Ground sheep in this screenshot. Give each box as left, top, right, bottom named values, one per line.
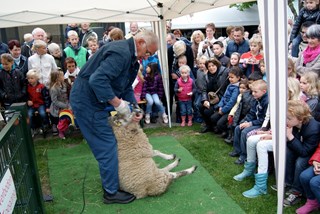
left=110, top=108, right=197, bottom=199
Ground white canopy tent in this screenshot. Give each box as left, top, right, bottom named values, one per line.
left=0, top=1, right=288, bottom=213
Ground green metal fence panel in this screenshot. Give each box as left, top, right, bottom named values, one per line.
left=0, top=103, right=44, bottom=213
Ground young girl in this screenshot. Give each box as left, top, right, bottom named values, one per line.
left=174, top=65, right=196, bottom=127
left=132, top=64, right=145, bottom=102
left=228, top=52, right=241, bottom=69
left=0, top=53, right=26, bottom=109
left=225, top=78, right=253, bottom=144
left=141, top=62, right=168, bottom=124
left=49, top=69, right=70, bottom=139
left=300, top=71, right=319, bottom=115
left=210, top=67, right=242, bottom=135
left=26, top=69, right=50, bottom=135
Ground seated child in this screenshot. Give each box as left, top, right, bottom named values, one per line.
left=174, top=65, right=196, bottom=127
left=297, top=144, right=320, bottom=214
left=26, top=69, right=50, bottom=135
left=229, top=79, right=268, bottom=165
left=225, top=79, right=254, bottom=144
left=141, top=62, right=168, bottom=124
left=210, top=67, right=242, bottom=136
left=284, top=100, right=320, bottom=206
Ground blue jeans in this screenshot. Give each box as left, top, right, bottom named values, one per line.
left=300, top=166, right=320, bottom=201
left=291, top=34, right=302, bottom=58
left=233, top=125, right=260, bottom=161
left=285, top=146, right=310, bottom=193
left=145, top=93, right=165, bottom=115
left=28, top=105, right=48, bottom=128
left=179, top=100, right=192, bottom=116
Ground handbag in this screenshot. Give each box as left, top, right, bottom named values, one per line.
left=207, top=73, right=229, bottom=105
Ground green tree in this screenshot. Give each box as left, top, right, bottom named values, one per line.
left=230, top=0, right=298, bottom=20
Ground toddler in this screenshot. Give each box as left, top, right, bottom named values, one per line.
left=174, top=65, right=196, bottom=126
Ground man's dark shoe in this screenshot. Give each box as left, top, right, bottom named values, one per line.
left=228, top=151, right=239, bottom=157
left=199, top=126, right=210, bottom=133
left=103, top=190, right=136, bottom=204
left=234, top=158, right=245, bottom=165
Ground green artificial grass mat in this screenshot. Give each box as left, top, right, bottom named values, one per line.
left=48, top=136, right=244, bottom=214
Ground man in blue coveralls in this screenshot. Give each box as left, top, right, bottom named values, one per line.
left=70, top=30, right=159, bottom=204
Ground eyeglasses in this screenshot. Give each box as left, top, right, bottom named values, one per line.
left=300, top=31, right=307, bottom=35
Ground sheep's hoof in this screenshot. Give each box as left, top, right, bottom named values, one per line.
left=192, top=165, right=198, bottom=173
left=171, top=154, right=176, bottom=160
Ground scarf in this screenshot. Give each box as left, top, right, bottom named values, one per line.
left=303, top=45, right=320, bottom=64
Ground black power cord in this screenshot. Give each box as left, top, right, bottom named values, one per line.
left=80, top=163, right=90, bottom=214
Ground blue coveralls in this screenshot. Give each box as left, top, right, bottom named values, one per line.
left=70, top=38, right=139, bottom=194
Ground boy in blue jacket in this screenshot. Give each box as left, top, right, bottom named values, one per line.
left=210, top=67, right=242, bottom=136
left=229, top=79, right=269, bottom=164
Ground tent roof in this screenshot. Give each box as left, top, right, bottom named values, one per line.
left=171, top=5, right=259, bottom=29
left=0, top=0, right=250, bottom=28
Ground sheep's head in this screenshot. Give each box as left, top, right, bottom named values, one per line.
left=110, top=104, right=143, bottom=127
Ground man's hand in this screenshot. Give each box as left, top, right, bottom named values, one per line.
left=115, top=100, right=131, bottom=119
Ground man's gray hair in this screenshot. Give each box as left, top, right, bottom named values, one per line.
left=32, top=27, right=45, bottom=36
left=135, top=30, right=158, bottom=46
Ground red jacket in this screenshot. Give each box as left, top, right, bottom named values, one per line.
left=309, top=144, right=320, bottom=165
left=27, top=82, right=50, bottom=109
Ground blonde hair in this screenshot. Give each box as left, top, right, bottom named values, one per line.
left=179, top=65, right=191, bottom=75
left=287, top=58, right=297, bottom=78
left=249, top=35, right=263, bottom=49
left=287, top=100, right=311, bottom=124
left=287, top=77, right=301, bottom=101
left=26, top=69, right=40, bottom=79
left=67, top=30, right=79, bottom=38
left=300, top=72, right=319, bottom=97
left=32, top=40, right=47, bottom=51
left=191, top=30, right=205, bottom=43
left=251, top=79, right=268, bottom=91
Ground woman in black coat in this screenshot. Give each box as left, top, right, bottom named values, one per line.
left=199, top=58, right=229, bottom=133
